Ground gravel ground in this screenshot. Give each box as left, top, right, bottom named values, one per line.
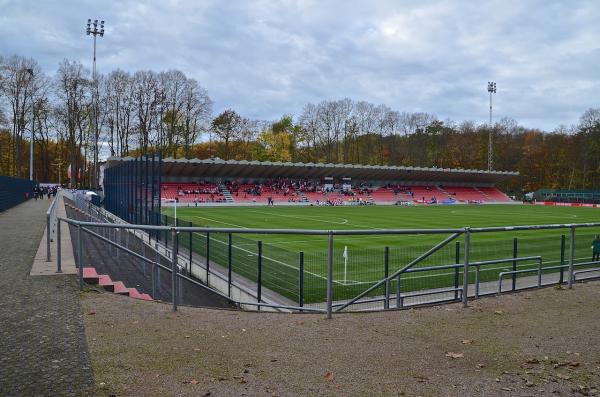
left=82, top=281, right=600, bottom=397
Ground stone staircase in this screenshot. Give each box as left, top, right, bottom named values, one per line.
left=436, top=186, right=452, bottom=199
left=83, top=267, right=152, bottom=301
left=474, top=187, right=490, bottom=201
left=220, top=186, right=234, bottom=203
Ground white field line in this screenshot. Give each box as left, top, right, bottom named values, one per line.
left=449, top=209, right=581, bottom=220
left=231, top=234, right=431, bottom=247
left=192, top=215, right=247, bottom=228
left=192, top=231, right=350, bottom=285
left=245, top=209, right=355, bottom=227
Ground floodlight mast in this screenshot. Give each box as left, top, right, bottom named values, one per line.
left=487, top=81, right=496, bottom=171
left=86, top=18, right=104, bottom=189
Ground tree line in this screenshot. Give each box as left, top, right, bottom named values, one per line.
left=1, top=53, right=599, bottom=193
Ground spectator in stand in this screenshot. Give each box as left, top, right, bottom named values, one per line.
left=592, top=235, right=600, bottom=262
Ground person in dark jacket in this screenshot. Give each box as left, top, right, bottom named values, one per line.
left=592, top=235, right=600, bottom=262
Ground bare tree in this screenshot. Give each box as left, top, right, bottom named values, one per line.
left=180, top=77, right=212, bottom=158
left=0, top=55, right=44, bottom=177
left=54, top=59, right=90, bottom=187
left=579, top=108, right=600, bottom=131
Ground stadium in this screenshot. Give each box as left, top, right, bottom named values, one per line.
left=3, top=2, right=600, bottom=395
left=91, top=155, right=600, bottom=313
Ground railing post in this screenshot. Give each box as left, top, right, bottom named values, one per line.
left=384, top=246, right=390, bottom=310
left=568, top=226, right=575, bottom=289
left=257, top=240, right=262, bottom=308
left=475, top=264, right=480, bottom=298
left=228, top=233, right=232, bottom=297
left=171, top=228, right=178, bottom=311
left=152, top=258, right=157, bottom=300
left=46, top=212, right=51, bottom=262
left=299, top=251, right=304, bottom=308
left=78, top=223, right=83, bottom=291
left=206, top=231, right=210, bottom=285
left=326, top=232, right=333, bottom=319
left=462, top=227, right=471, bottom=307
left=512, top=237, right=518, bottom=291
left=396, top=274, right=402, bottom=308
left=115, top=229, right=119, bottom=260
left=189, top=221, right=193, bottom=273
left=454, top=241, right=460, bottom=300
left=559, top=234, right=566, bottom=284
left=56, top=218, right=62, bottom=273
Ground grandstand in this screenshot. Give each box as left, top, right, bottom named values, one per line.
left=104, top=157, right=517, bottom=206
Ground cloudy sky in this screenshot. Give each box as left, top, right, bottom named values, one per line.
left=1, top=0, right=599, bottom=131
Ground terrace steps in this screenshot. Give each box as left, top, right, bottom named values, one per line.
left=82, top=266, right=152, bottom=301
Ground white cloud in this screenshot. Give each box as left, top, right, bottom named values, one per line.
left=0, top=0, right=599, bottom=130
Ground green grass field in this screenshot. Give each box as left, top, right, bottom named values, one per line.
left=161, top=204, right=600, bottom=305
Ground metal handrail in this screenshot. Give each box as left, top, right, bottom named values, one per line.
left=54, top=217, right=600, bottom=235
left=46, top=192, right=60, bottom=262
left=55, top=199, right=600, bottom=318
left=498, top=257, right=543, bottom=293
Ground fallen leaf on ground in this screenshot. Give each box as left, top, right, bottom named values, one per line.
left=295, top=320, right=305, bottom=325
left=190, top=380, right=200, bottom=385
left=494, top=310, right=503, bottom=315
left=476, top=363, right=485, bottom=368
left=461, top=339, right=473, bottom=345
left=87, top=311, right=96, bottom=315
left=324, top=371, right=334, bottom=381
left=445, top=352, right=464, bottom=359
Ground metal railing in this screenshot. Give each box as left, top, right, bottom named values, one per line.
left=45, top=192, right=60, bottom=262
left=54, top=195, right=600, bottom=318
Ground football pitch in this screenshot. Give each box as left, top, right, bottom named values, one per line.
left=162, top=204, right=600, bottom=305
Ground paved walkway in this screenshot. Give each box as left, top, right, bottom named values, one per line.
left=0, top=199, right=94, bottom=396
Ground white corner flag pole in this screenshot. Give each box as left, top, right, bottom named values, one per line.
left=343, top=246, right=348, bottom=284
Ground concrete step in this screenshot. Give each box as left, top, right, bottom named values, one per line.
left=128, top=288, right=152, bottom=301
left=82, top=266, right=152, bottom=301
left=112, top=281, right=130, bottom=295
left=82, top=267, right=99, bottom=284
left=98, top=274, right=114, bottom=292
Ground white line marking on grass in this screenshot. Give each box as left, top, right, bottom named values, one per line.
left=248, top=210, right=373, bottom=228
left=194, top=232, right=349, bottom=285
left=245, top=209, right=354, bottom=227
left=192, top=215, right=247, bottom=228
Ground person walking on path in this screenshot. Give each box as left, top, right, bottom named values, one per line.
left=592, top=235, right=600, bottom=262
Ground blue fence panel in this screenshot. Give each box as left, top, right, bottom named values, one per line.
left=0, top=176, right=35, bottom=212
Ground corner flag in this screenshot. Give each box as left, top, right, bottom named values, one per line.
left=343, top=246, right=348, bottom=283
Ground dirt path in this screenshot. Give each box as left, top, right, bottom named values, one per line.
left=82, top=282, right=600, bottom=397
